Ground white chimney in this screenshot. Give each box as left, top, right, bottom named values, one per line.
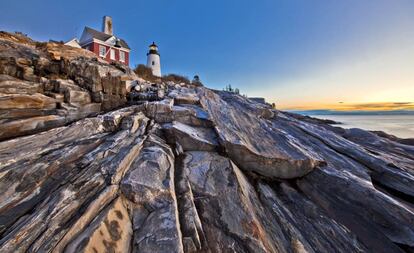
left=102, top=16, right=113, bottom=35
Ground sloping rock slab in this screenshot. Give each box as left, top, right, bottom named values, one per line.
left=297, top=165, right=414, bottom=252
left=257, top=182, right=369, bottom=253
left=183, top=151, right=279, bottom=252
left=282, top=112, right=414, bottom=199
left=64, top=197, right=132, bottom=253
left=198, top=88, right=323, bottom=179
left=163, top=121, right=219, bottom=151
left=120, top=132, right=184, bottom=253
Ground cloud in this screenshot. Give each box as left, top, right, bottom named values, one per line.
left=338, top=102, right=414, bottom=111
left=393, top=102, right=412, bottom=105
left=282, top=102, right=414, bottom=111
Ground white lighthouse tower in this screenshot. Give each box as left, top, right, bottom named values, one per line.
left=146, top=42, right=161, bottom=77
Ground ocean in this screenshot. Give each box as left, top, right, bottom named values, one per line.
left=311, top=115, right=414, bottom=139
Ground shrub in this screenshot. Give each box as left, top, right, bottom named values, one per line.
left=162, top=74, right=190, bottom=85
left=133, top=64, right=159, bottom=82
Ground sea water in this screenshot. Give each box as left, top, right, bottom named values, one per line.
left=312, top=115, right=414, bottom=139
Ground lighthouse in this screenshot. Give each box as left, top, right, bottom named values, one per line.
left=146, top=42, right=161, bottom=77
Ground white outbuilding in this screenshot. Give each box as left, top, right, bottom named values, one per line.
left=146, top=42, right=161, bottom=77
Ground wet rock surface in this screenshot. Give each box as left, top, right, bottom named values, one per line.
left=0, top=32, right=414, bottom=253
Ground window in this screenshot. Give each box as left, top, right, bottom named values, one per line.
left=110, top=49, right=115, bottom=60
left=152, top=61, right=155, bottom=66
left=119, top=51, right=125, bottom=62
left=99, top=45, right=106, bottom=57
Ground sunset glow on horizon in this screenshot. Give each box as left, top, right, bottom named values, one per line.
left=279, top=102, right=414, bottom=112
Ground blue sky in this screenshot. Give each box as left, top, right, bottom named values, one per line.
left=1, top=0, right=414, bottom=109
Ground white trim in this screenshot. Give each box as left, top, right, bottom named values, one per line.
left=99, top=45, right=106, bottom=57
left=79, top=38, right=130, bottom=52
left=105, top=36, right=116, bottom=44
left=110, top=48, right=115, bottom=60
left=119, top=50, right=125, bottom=62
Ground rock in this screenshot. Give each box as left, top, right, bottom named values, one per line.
left=258, top=107, right=275, bottom=119
left=182, top=151, right=280, bottom=252
left=0, top=117, right=107, bottom=168
left=157, top=89, right=166, bottom=99
left=0, top=115, right=66, bottom=141
left=134, top=83, right=141, bottom=92
left=65, top=90, right=91, bottom=105
left=163, top=121, right=219, bottom=151
left=47, top=92, right=65, bottom=103
left=121, top=132, right=184, bottom=253
left=121, top=112, right=149, bottom=134
left=0, top=75, right=42, bottom=94
left=297, top=166, right=414, bottom=252
left=0, top=93, right=57, bottom=110
left=0, top=108, right=60, bottom=120
left=171, top=105, right=213, bottom=128
left=168, top=87, right=199, bottom=105
left=175, top=155, right=205, bottom=252
left=64, top=197, right=132, bottom=253
left=257, top=182, right=369, bottom=252
left=144, top=98, right=174, bottom=122
left=51, top=79, right=91, bottom=105
left=198, top=88, right=323, bottom=179
left=52, top=185, right=118, bottom=253
left=125, top=79, right=138, bottom=92
left=286, top=114, right=414, bottom=199
left=99, top=106, right=139, bottom=132
left=0, top=138, right=107, bottom=252
left=61, top=102, right=102, bottom=122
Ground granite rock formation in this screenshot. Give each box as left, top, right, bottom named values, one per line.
left=0, top=31, right=414, bottom=253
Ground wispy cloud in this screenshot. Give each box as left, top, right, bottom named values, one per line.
left=283, top=102, right=414, bottom=111
left=337, top=102, right=414, bottom=111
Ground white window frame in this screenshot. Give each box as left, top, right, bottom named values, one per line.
left=119, top=51, right=125, bottom=62
left=110, top=49, right=115, bottom=60
left=99, top=45, right=106, bottom=57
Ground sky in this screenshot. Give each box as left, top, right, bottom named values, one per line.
left=1, top=0, right=414, bottom=110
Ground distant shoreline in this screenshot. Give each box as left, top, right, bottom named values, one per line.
left=289, top=110, right=414, bottom=116
left=295, top=113, right=414, bottom=140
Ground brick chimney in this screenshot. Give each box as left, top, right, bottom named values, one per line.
left=102, top=16, right=113, bottom=35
